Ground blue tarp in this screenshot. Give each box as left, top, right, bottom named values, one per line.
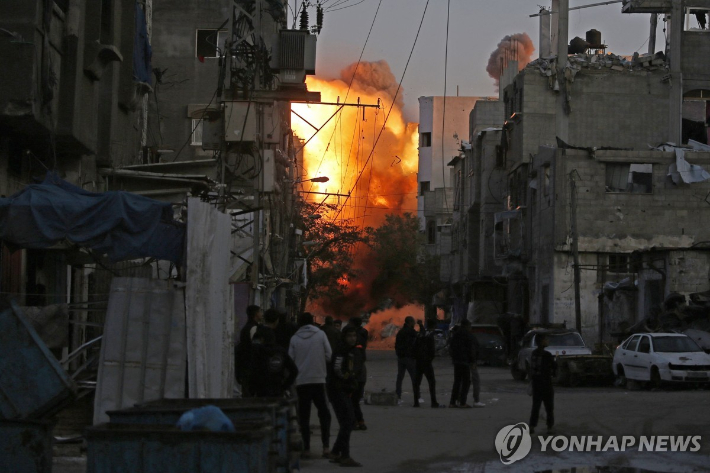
left=133, top=1, right=152, bottom=85
left=0, top=174, right=184, bottom=263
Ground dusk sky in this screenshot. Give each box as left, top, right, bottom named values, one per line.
left=291, top=0, right=663, bottom=121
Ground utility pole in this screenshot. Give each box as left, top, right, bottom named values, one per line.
left=569, top=170, right=582, bottom=333
left=555, top=0, right=570, bottom=142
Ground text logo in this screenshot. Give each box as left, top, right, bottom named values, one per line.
left=495, top=423, right=532, bottom=465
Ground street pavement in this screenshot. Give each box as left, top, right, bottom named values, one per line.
left=299, top=350, right=710, bottom=473
left=53, top=349, right=710, bottom=473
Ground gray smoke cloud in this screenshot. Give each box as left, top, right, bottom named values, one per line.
left=486, top=33, right=535, bottom=88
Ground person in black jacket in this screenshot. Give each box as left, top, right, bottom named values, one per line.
left=529, top=334, right=557, bottom=433
left=235, top=305, right=263, bottom=397
left=448, top=319, right=474, bottom=408
left=348, top=316, right=369, bottom=430
left=394, top=316, right=420, bottom=406
left=248, top=329, right=298, bottom=398
left=326, top=326, right=363, bottom=467
left=413, top=319, right=442, bottom=408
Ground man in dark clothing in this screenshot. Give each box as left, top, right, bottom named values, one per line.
left=235, top=305, right=263, bottom=396
left=413, top=319, right=442, bottom=408
left=395, top=316, right=420, bottom=406
left=273, top=311, right=298, bottom=350
left=449, top=319, right=474, bottom=408
left=326, top=326, right=363, bottom=467
left=322, top=316, right=343, bottom=352
left=248, top=329, right=298, bottom=397
left=529, top=334, right=557, bottom=433
left=348, top=316, right=368, bottom=430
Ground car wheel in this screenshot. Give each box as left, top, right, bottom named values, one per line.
left=511, top=361, right=527, bottom=381
left=649, top=366, right=662, bottom=390
left=614, top=365, right=627, bottom=388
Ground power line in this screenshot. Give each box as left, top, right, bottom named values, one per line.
left=331, top=0, right=431, bottom=222
left=440, top=0, right=451, bottom=212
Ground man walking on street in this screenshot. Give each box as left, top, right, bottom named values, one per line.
left=529, top=333, right=557, bottom=434
left=326, top=326, right=364, bottom=467
left=449, top=319, right=474, bottom=408
left=289, top=313, right=333, bottom=458
left=413, top=319, right=442, bottom=408
left=395, top=316, right=420, bottom=406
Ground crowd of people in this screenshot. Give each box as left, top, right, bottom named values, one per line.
left=235, top=306, right=368, bottom=467
left=235, top=307, right=557, bottom=468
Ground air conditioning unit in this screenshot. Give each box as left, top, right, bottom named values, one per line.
left=270, top=30, right=316, bottom=85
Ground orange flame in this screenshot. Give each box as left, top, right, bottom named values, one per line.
left=291, top=61, right=418, bottom=227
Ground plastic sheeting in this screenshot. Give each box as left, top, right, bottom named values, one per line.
left=0, top=173, right=184, bottom=263
left=185, top=198, right=234, bottom=399
left=658, top=142, right=710, bottom=185
left=93, top=278, right=186, bottom=424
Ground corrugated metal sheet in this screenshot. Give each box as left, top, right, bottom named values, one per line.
left=93, top=278, right=186, bottom=424
left=186, top=198, right=234, bottom=398
left=0, top=300, right=75, bottom=420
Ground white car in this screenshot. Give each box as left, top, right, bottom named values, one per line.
left=511, top=329, right=592, bottom=381
left=613, top=333, right=710, bottom=387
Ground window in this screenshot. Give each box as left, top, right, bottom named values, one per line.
left=605, top=163, right=652, bottom=193
left=427, top=220, right=436, bottom=244
left=625, top=335, right=640, bottom=352
left=685, top=8, right=710, bottom=31
left=420, top=132, right=431, bottom=147
left=543, top=164, right=551, bottom=196
left=196, top=29, right=229, bottom=58
left=419, top=181, right=430, bottom=196
left=637, top=336, right=651, bottom=354
left=608, top=254, right=630, bottom=273
left=453, top=170, right=462, bottom=211
left=191, top=119, right=203, bottom=146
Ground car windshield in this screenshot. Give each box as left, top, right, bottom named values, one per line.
left=473, top=333, right=503, bottom=346
left=545, top=333, right=585, bottom=347
left=652, top=336, right=702, bottom=353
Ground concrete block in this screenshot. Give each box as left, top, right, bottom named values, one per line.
left=365, top=391, right=399, bottom=406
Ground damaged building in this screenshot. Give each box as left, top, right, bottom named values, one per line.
left=447, top=0, right=710, bottom=347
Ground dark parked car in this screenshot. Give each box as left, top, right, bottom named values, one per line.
left=470, top=324, right=507, bottom=366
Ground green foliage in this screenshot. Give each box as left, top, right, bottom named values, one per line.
left=366, top=213, right=442, bottom=307
left=299, top=201, right=365, bottom=310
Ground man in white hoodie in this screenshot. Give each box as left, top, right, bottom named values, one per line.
left=289, top=312, right=333, bottom=458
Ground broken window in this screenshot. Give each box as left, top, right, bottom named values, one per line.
left=605, top=163, right=653, bottom=193
left=191, top=119, right=203, bottom=146
left=419, top=181, right=430, bottom=196
left=543, top=164, right=551, bottom=196
left=195, top=29, right=228, bottom=58
left=420, top=132, right=432, bottom=147
left=685, top=7, right=710, bottom=31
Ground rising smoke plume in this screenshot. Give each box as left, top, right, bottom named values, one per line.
left=486, top=33, right=535, bottom=89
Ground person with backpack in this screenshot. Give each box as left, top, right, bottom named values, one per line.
left=413, top=319, right=442, bottom=408
left=248, top=329, right=298, bottom=397
left=347, top=316, right=368, bottom=430
left=326, top=326, right=363, bottom=467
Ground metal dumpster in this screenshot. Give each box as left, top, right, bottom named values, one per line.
left=122, top=398, right=294, bottom=472
left=85, top=422, right=272, bottom=473
left=0, top=419, right=54, bottom=473
left=0, top=300, right=75, bottom=420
